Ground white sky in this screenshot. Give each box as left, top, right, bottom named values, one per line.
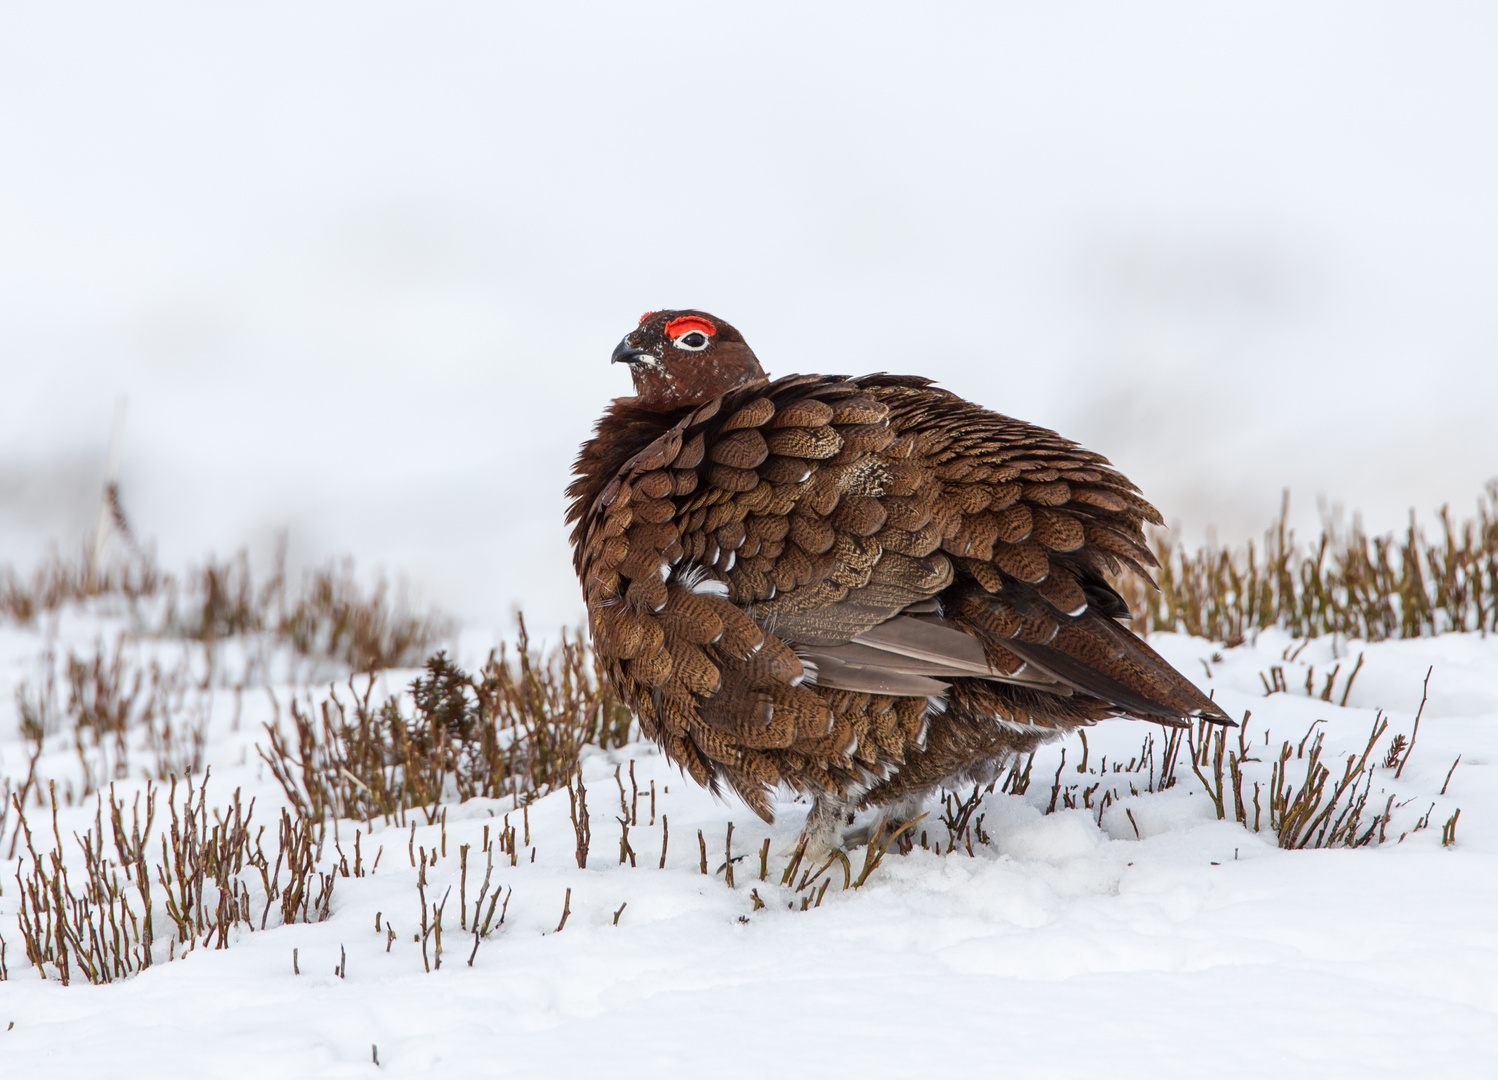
left=3, top=2, right=1496, bottom=633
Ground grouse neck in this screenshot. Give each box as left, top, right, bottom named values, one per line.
left=565, top=397, right=694, bottom=552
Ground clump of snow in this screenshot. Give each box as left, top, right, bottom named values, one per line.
left=996, top=808, right=1104, bottom=863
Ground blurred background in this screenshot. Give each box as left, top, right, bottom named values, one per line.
left=3, top=2, right=1496, bottom=636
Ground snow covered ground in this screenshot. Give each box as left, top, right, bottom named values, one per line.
left=2, top=606, right=1494, bottom=1078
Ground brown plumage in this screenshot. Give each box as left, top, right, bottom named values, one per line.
left=568, top=309, right=1231, bottom=853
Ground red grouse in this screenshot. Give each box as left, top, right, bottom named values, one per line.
left=569, top=310, right=1230, bottom=853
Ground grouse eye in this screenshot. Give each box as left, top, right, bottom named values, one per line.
left=663, top=315, right=718, bottom=351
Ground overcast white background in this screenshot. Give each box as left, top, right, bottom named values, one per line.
left=3, top=2, right=1495, bottom=633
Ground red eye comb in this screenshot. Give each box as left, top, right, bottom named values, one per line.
left=638, top=311, right=655, bottom=326
left=664, top=316, right=717, bottom=338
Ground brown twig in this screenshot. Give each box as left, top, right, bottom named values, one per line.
left=1395, top=667, right=1433, bottom=779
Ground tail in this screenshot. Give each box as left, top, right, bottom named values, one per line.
left=953, top=580, right=1234, bottom=728
left=998, top=616, right=1233, bottom=727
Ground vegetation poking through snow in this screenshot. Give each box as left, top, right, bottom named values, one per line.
left=259, top=624, right=634, bottom=831
left=1, top=545, right=450, bottom=674
left=1115, top=483, right=1498, bottom=644
left=6, top=776, right=336, bottom=985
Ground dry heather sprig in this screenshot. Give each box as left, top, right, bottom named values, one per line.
left=911, top=687, right=1459, bottom=856
left=2, top=775, right=334, bottom=985
left=1181, top=698, right=1461, bottom=850
left=11, top=639, right=210, bottom=811
left=1115, top=484, right=1498, bottom=644
left=2, top=544, right=450, bottom=673
left=0, top=541, right=163, bottom=624
left=260, top=619, right=635, bottom=830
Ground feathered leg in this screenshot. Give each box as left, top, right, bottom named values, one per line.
left=841, top=793, right=927, bottom=849
left=800, top=791, right=857, bottom=860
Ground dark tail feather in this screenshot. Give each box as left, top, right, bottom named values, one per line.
left=999, top=614, right=1234, bottom=727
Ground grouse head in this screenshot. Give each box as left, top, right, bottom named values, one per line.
left=611, top=309, right=767, bottom=410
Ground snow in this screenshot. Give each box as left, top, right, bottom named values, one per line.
left=3, top=612, right=1495, bottom=1077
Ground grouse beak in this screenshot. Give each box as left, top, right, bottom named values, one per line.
left=611, top=338, right=650, bottom=366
